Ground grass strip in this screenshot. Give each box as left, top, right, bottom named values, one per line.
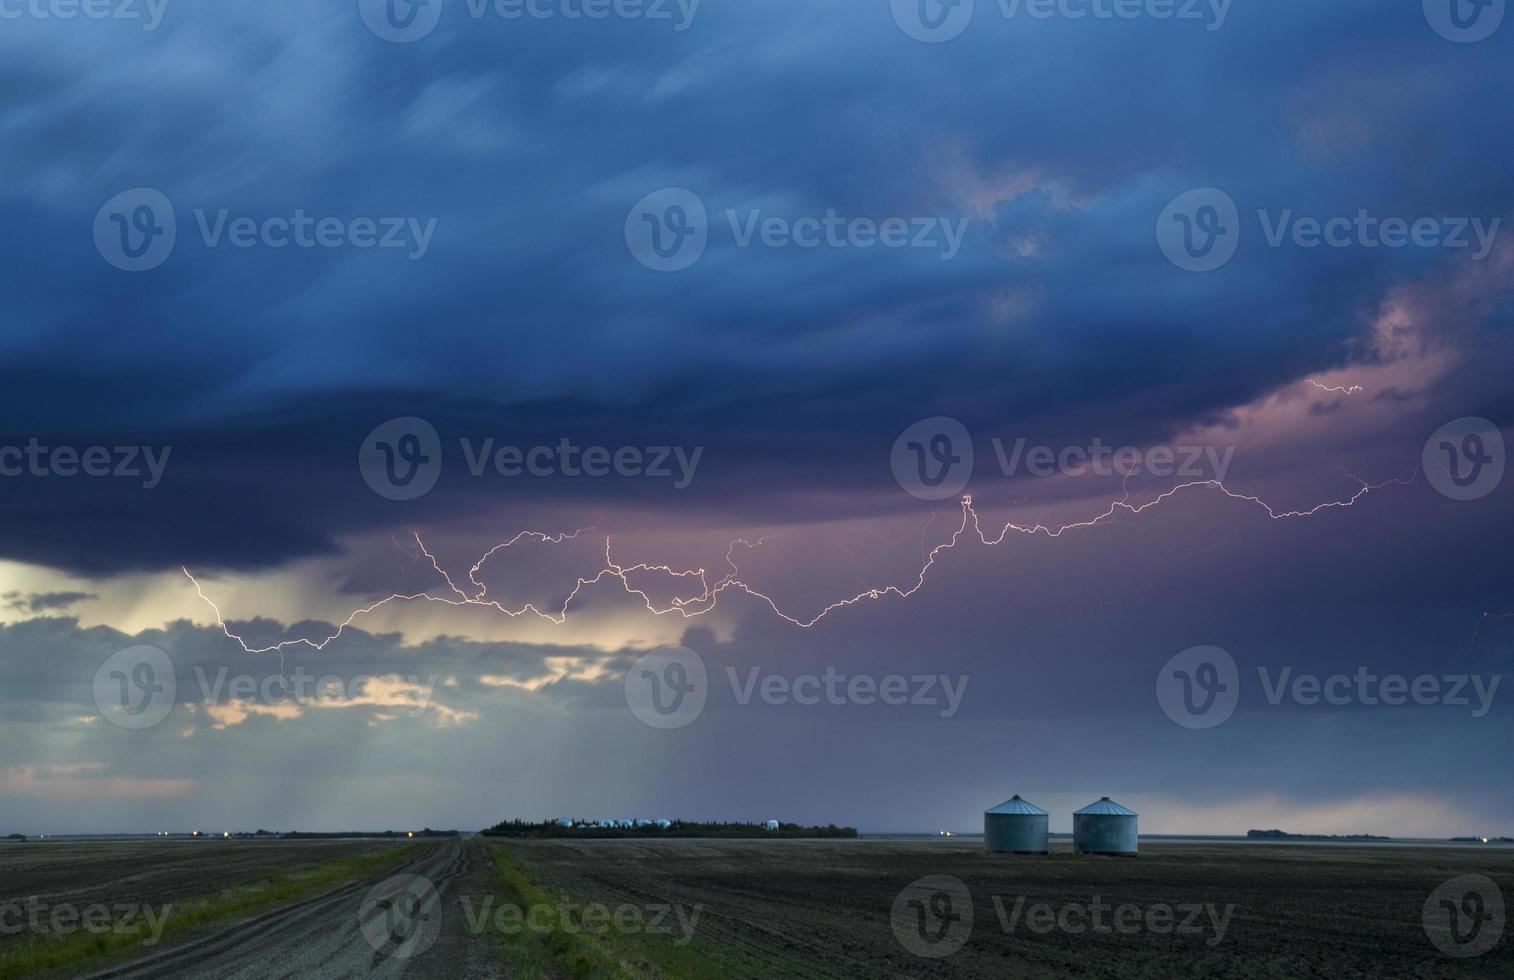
left=483, top=843, right=810, bottom=980
left=0, top=842, right=424, bottom=980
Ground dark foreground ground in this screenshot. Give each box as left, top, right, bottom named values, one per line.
left=3, top=837, right=1510, bottom=977
left=507, top=837, right=1514, bottom=979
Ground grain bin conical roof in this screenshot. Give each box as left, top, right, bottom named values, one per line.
left=1074, top=796, right=1137, bottom=816
left=985, top=794, right=1048, bottom=815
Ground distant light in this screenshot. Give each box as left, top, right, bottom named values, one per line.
left=407, top=831, right=414, bottom=839
left=223, top=832, right=230, bottom=838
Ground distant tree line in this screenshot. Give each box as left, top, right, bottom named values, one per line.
left=481, top=819, right=858, bottom=840
left=1247, top=829, right=1390, bottom=841
left=278, top=828, right=459, bottom=839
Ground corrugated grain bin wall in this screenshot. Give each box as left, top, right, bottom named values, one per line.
left=1072, top=797, right=1138, bottom=854
left=983, top=795, right=1050, bottom=854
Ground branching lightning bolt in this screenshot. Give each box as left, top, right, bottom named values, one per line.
left=184, top=469, right=1418, bottom=653
left=1464, top=611, right=1514, bottom=662
left=1307, top=379, right=1366, bottom=396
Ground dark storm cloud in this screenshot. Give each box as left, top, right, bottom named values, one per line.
left=1, top=591, right=97, bottom=613
left=0, top=0, right=1511, bottom=575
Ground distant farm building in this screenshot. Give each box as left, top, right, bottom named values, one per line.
left=983, top=795, right=1049, bottom=854
left=1073, top=797, right=1138, bottom=855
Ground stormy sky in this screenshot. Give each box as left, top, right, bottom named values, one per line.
left=1, top=0, right=1511, bottom=836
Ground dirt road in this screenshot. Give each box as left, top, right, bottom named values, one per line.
left=82, top=838, right=507, bottom=980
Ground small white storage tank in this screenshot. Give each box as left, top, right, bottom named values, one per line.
left=983, top=795, right=1049, bottom=854
left=1073, top=797, right=1138, bottom=855
left=764, top=820, right=780, bottom=831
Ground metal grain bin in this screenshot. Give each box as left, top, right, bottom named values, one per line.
left=984, top=795, right=1050, bottom=854
left=1073, top=797, right=1138, bottom=854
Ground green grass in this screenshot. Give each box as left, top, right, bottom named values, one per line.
left=0, top=842, right=424, bottom=980
left=482, top=844, right=819, bottom=980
